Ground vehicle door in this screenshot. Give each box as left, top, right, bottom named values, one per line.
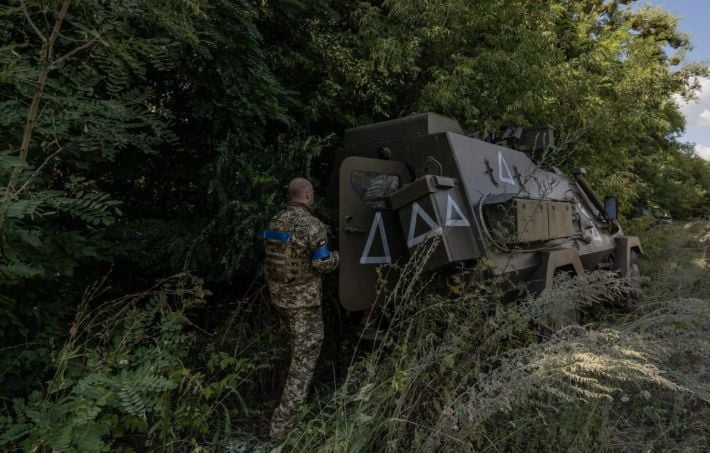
left=338, top=156, right=412, bottom=311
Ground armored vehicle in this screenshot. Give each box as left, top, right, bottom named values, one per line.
left=327, top=113, right=642, bottom=313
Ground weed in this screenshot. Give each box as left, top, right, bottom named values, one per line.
left=282, top=224, right=709, bottom=452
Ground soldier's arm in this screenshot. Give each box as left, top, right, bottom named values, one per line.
left=307, top=220, right=339, bottom=274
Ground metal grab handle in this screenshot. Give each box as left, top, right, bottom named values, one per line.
left=345, top=226, right=367, bottom=233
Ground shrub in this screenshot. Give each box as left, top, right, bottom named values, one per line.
left=1, top=274, right=222, bottom=451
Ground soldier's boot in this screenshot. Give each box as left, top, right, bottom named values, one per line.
left=269, top=306, right=324, bottom=440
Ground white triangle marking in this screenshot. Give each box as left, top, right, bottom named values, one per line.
left=498, top=151, right=516, bottom=186
left=445, top=194, right=470, bottom=227
left=360, top=212, right=391, bottom=264
left=407, top=202, right=443, bottom=248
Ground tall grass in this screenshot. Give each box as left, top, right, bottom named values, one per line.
left=3, top=223, right=706, bottom=451
left=280, top=223, right=709, bottom=452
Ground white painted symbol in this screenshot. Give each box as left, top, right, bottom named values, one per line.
left=577, top=202, right=593, bottom=220
left=498, top=151, right=516, bottom=186
left=445, top=194, right=470, bottom=227
left=360, top=212, right=391, bottom=264
left=577, top=202, right=601, bottom=242
left=590, top=226, right=601, bottom=242
left=407, top=202, right=443, bottom=248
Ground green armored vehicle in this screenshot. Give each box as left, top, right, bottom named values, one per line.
left=327, top=113, right=642, bottom=313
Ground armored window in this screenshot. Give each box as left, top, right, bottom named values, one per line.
left=351, top=171, right=401, bottom=209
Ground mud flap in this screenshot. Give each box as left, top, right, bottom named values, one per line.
left=530, top=248, right=584, bottom=294
left=613, top=236, right=643, bottom=277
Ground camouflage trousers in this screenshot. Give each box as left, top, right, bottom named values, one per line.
left=270, top=304, right=324, bottom=440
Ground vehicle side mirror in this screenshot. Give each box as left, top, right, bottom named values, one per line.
left=603, top=196, right=618, bottom=221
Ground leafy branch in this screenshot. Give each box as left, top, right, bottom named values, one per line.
left=3, top=0, right=99, bottom=209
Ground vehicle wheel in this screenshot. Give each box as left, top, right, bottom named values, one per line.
left=629, top=250, right=641, bottom=278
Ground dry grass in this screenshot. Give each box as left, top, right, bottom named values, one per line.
left=277, top=222, right=710, bottom=452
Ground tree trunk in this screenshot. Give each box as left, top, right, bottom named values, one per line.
left=6, top=0, right=72, bottom=196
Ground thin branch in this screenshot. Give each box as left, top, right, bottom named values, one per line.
left=44, top=0, right=71, bottom=68
left=52, top=37, right=97, bottom=68
left=15, top=114, right=65, bottom=198
left=20, top=0, right=47, bottom=44
left=1, top=0, right=71, bottom=228
left=0, top=342, right=48, bottom=353
left=13, top=146, right=64, bottom=198
left=58, top=31, right=86, bottom=43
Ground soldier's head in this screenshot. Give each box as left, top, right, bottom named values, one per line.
left=287, top=177, right=314, bottom=207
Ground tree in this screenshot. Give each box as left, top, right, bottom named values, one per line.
left=0, top=0, right=708, bottom=448
left=0, top=0, right=206, bottom=393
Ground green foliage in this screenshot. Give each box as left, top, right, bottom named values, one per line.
left=0, top=0, right=210, bottom=396
left=1, top=0, right=709, bottom=450
left=1, top=274, right=229, bottom=451
left=636, top=143, right=710, bottom=219
left=335, top=0, right=709, bottom=209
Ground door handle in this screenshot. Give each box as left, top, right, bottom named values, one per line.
left=345, top=226, right=367, bottom=233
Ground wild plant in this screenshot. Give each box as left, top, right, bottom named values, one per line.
left=0, top=273, right=262, bottom=452
left=282, top=231, right=709, bottom=452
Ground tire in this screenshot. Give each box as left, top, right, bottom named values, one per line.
left=629, top=250, right=641, bottom=278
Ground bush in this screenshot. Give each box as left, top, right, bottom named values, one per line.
left=1, top=274, right=222, bottom=451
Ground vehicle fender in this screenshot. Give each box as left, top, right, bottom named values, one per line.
left=531, top=248, right=584, bottom=294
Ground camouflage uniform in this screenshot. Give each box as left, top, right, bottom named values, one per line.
left=263, top=202, right=339, bottom=439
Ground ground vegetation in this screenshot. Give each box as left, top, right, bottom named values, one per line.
left=0, top=0, right=708, bottom=450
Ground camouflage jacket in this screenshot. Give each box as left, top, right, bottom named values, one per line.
left=264, top=203, right=339, bottom=308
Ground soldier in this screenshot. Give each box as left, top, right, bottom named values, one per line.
left=261, top=177, right=339, bottom=440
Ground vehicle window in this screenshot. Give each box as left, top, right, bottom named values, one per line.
left=351, top=171, right=401, bottom=209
